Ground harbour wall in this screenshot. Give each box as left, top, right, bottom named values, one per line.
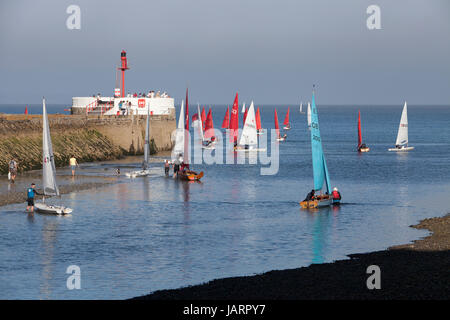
left=0, top=114, right=176, bottom=174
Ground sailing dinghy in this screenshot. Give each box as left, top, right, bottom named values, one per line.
left=34, top=98, right=72, bottom=215
left=274, top=108, right=286, bottom=141
left=299, top=102, right=304, bottom=114
left=126, top=107, right=153, bottom=178
left=388, top=102, right=414, bottom=152
left=202, top=108, right=216, bottom=149
left=300, top=90, right=337, bottom=209
left=235, top=101, right=266, bottom=152
left=283, top=107, right=291, bottom=130
left=222, top=106, right=230, bottom=130
left=175, top=91, right=204, bottom=181
left=357, top=110, right=370, bottom=152
left=256, top=107, right=264, bottom=135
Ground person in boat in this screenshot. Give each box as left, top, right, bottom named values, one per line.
left=332, top=187, right=341, bottom=202
left=26, top=183, right=42, bottom=213
left=304, top=189, right=315, bottom=202
left=164, top=160, right=171, bottom=177
left=395, top=144, right=402, bottom=149
left=282, top=133, right=287, bottom=140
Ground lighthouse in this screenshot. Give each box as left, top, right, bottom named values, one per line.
left=117, top=50, right=129, bottom=98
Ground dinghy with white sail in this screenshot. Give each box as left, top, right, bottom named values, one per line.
left=126, top=107, right=153, bottom=178
left=388, top=102, right=414, bottom=152
left=34, top=98, right=72, bottom=215
left=235, top=101, right=266, bottom=152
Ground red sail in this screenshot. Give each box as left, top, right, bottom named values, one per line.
left=274, top=108, right=280, bottom=138
left=283, top=107, right=290, bottom=125
left=222, top=106, right=230, bottom=129
left=201, top=107, right=206, bottom=131
left=255, top=107, right=262, bottom=130
left=358, top=110, right=362, bottom=148
left=243, top=107, right=248, bottom=124
left=229, top=93, right=239, bottom=143
left=204, top=108, right=215, bottom=139
left=184, top=88, right=189, bottom=166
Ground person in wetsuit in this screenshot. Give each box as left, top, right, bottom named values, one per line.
left=26, top=183, right=42, bottom=213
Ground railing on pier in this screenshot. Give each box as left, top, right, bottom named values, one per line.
left=85, top=100, right=114, bottom=115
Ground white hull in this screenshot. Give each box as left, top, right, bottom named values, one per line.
left=235, top=147, right=267, bottom=152
left=317, top=198, right=332, bottom=207
left=125, top=169, right=152, bottom=178
left=388, top=146, right=414, bottom=152
left=35, top=202, right=72, bottom=215
left=277, top=137, right=286, bottom=141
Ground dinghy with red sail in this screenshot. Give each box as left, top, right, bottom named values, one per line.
left=275, top=108, right=286, bottom=141
left=256, top=107, right=263, bottom=135
left=283, top=107, right=291, bottom=130
left=357, top=110, right=370, bottom=152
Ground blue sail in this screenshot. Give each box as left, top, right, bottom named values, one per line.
left=310, top=92, right=331, bottom=194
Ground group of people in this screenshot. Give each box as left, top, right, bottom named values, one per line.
left=304, top=187, right=342, bottom=203
left=125, top=90, right=170, bottom=99
left=164, top=155, right=190, bottom=178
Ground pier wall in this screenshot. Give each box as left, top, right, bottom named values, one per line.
left=0, top=114, right=176, bottom=174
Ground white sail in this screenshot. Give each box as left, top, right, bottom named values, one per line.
left=300, top=102, right=303, bottom=113
left=172, top=100, right=185, bottom=161
left=307, top=102, right=311, bottom=127
left=395, top=102, right=409, bottom=146
left=42, top=98, right=59, bottom=196
left=241, top=102, right=246, bottom=113
left=143, top=107, right=150, bottom=166
left=238, top=101, right=258, bottom=147
left=196, top=103, right=204, bottom=141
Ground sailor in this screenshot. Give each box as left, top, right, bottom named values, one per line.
left=304, top=189, right=315, bottom=201
left=332, top=187, right=341, bottom=201
left=26, top=183, right=42, bottom=213
left=8, top=159, right=18, bottom=183
left=164, top=160, right=171, bottom=177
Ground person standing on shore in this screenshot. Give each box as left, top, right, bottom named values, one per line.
left=69, top=156, right=79, bottom=177
left=164, top=160, right=171, bottom=177
left=26, top=183, right=42, bottom=213
left=8, top=159, right=18, bottom=183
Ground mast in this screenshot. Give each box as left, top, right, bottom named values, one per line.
left=184, top=88, right=189, bottom=166
left=143, top=106, right=150, bottom=167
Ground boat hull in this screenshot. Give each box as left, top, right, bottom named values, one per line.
left=300, top=196, right=332, bottom=209
left=179, top=170, right=204, bottom=181
left=35, top=202, right=72, bottom=215
left=125, top=169, right=152, bottom=178
left=358, top=147, right=370, bottom=153
left=388, top=146, right=414, bottom=152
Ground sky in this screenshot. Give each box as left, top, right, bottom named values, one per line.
left=0, top=0, right=449, bottom=105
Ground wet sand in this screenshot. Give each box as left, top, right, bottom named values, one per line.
left=135, top=214, right=450, bottom=300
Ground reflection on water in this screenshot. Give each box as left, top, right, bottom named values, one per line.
left=0, top=106, right=449, bottom=299
left=39, top=218, right=59, bottom=299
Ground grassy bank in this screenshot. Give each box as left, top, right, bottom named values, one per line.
left=0, top=128, right=155, bottom=174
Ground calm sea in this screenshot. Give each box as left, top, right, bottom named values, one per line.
left=0, top=104, right=449, bottom=299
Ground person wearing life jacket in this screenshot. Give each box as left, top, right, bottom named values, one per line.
left=332, top=187, right=341, bottom=201
left=26, top=183, right=42, bottom=213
